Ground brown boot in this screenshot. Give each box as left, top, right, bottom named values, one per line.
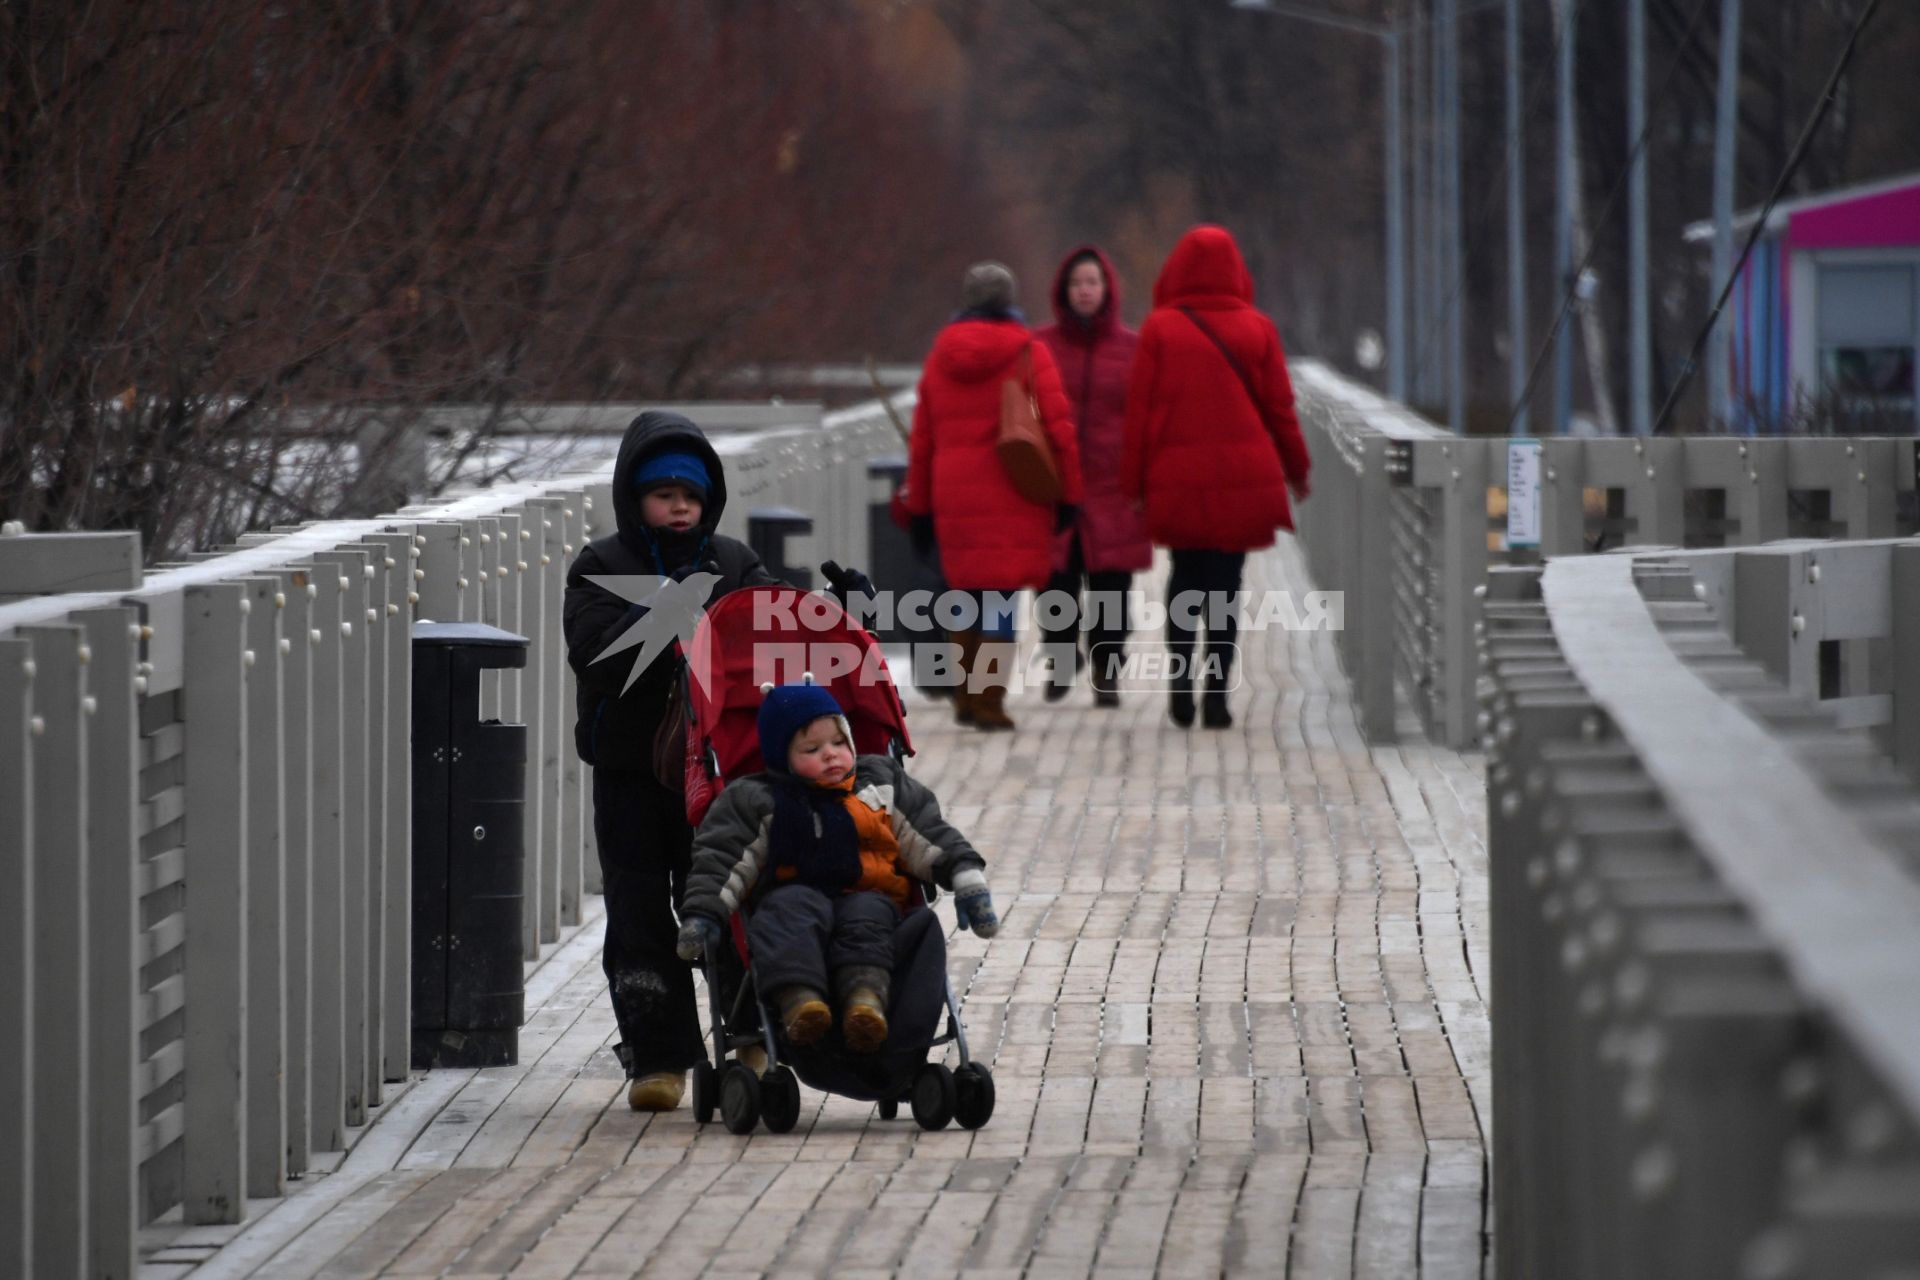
left=776, top=985, right=832, bottom=1047
left=836, top=966, right=891, bottom=1053
left=948, top=629, right=982, bottom=725
left=970, top=639, right=1017, bottom=731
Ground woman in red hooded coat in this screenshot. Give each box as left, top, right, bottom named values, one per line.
left=1033, top=245, right=1152, bottom=708
left=1121, top=225, right=1311, bottom=729
left=904, top=261, right=1081, bottom=731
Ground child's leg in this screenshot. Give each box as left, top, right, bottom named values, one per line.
left=594, top=770, right=705, bottom=1080
left=746, top=884, right=835, bottom=994
left=830, top=893, right=902, bottom=1051
left=747, top=885, right=836, bottom=1044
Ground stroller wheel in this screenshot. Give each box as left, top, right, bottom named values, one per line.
left=761, top=1066, right=802, bottom=1134
left=719, top=1061, right=762, bottom=1135
left=910, top=1063, right=956, bottom=1130
left=953, top=1064, right=996, bottom=1130
left=691, top=1061, right=718, bottom=1125
left=877, top=1097, right=900, bottom=1121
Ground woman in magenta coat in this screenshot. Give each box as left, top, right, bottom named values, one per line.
left=1120, top=225, right=1311, bottom=729
left=904, top=261, right=1081, bottom=731
left=1033, top=245, right=1152, bottom=708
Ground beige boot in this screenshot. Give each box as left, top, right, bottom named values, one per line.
left=970, top=639, right=1017, bottom=731
left=627, top=1071, right=685, bottom=1112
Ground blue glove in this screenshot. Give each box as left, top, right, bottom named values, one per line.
left=951, top=869, right=999, bottom=939
left=676, top=915, right=723, bottom=963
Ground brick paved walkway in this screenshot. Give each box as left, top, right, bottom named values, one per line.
left=159, top=539, right=1490, bottom=1279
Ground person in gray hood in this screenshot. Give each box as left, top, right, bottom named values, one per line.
left=564, top=410, right=780, bottom=1112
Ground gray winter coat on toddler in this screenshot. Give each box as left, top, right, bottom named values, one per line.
left=679, top=754, right=985, bottom=926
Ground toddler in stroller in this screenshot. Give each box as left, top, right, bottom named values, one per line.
left=676, top=679, right=999, bottom=1134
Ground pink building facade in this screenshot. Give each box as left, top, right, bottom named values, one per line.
left=1688, top=172, right=1920, bottom=433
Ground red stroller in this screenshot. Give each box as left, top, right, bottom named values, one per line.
left=673, top=580, right=995, bottom=1135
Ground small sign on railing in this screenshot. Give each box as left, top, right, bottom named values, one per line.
left=1507, top=439, right=1543, bottom=550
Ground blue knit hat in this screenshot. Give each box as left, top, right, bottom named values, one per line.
left=630, top=449, right=711, bottom=500
left=757, top=680, right=853, bottom=775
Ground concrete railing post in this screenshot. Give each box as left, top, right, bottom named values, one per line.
left=1437, top=440, right=1488, bottom=747
left=1539, top=438, right=1586, bottom=557
left=239, top=577, right=287, bottom=1201
left=181, top=585, right=248, bottom=1224
left=1356, top=435, right=1398, bottom=742
left=74, top=605, right=140, bottom=1279
left=1892, top=543, right=1920, bottom=787
left=274, top=568, right=314, bottom=1176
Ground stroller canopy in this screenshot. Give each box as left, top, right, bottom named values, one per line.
left=683, top=585, right=911, bottom=822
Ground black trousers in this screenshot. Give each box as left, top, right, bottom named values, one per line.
left=592, top=768, right=706, bottom=1077
left=748, top=885, right=901, bottom=997
left=1038, top=533, right=1134, bottom=690
left=1165, top=548, right=1247, bottom=692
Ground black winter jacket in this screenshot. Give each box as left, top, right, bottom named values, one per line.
left=565, top=411, right=777, bottom=770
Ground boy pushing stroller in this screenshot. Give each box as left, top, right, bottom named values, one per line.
left=675, top=682, right=999, bottom=1056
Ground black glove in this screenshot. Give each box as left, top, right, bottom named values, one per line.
left=669, top=554, right=721, bottom=584
left=1054, top=504, right=1080, bottom=535
left=909, top=514, right=936, bottom=558
left=821, top=560, right=876, bottom=601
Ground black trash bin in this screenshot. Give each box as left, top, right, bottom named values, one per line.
left=410, top=621, right=529, bottom=1069
left=748, top=506, right=814, bottom=589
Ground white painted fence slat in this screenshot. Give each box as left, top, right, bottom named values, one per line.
left=579, top=484, right=611, bottom=898
left=313, top=550, right=370, bottom=1125
left=531, top=498, right=571, bottom=929
left=351, top=546, right=389, bottom=1109
left=305, top=569, right=347, bottom=1152
left=181, top=584, right=248, bottom=1223
left=21, top=626, right=88, bottom=1271
left=0, top=638, right=34, bottom=1276
left=416, top=522, right=461, bottom=621
left=513, top=506, right=558, bottom=949
left=370, top=530, right=416, bottom=1084
left=240, top=578, right=287, bottom=1200
left=75, top=605, right=141, bottom=1280
left=556, top=499, right=585, bottom=923
left=274, top=569, right=313, bottom=1174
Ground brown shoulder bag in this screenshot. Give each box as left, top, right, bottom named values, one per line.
left=996, top=344, right=1062, bottom=504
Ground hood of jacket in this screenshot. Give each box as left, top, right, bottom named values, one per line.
left=1152, top=224, right=1255, bottom=309
left=930, top=316, right=1033, bottom=384
left=610, top=410, right=729, bottom=539
left=1049, top=243, right=1125, bottom=336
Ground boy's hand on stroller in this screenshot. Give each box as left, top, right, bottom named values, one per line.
left=676, top=916, right=722, bottom=963
left=670, top=554, right=720, bottom=584
left=951, top=869, right=999, bottom=938
left=822, top=561, right=876, bottom=602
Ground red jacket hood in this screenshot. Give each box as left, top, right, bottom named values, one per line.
left=1152, top=224, right=1254, bottom=308
left=930, top=317, right=1034, bottom=384
left=1048, top=243, right=1124, bottom=335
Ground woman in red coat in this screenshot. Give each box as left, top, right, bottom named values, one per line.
left=904, top=261, right=1081, bottom=731
left=1121, top=225, right=1311, bottom=729
left=1034, top=245, right=1152, bottom=709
